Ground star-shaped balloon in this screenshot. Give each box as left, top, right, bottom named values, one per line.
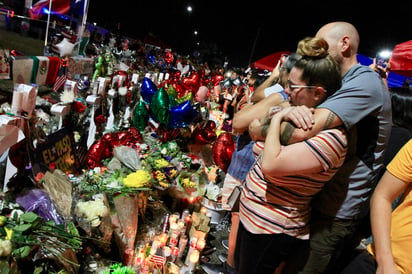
left=55, top=38, right=75, bottom=57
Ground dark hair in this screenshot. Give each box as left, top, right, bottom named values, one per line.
left=389, top=88, right=412, bottom=132
left=294, top=37, right=341, bottom=96
left=281, top=52, right=301, bottom=73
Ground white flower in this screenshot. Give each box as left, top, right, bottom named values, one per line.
left=75, top=198, right=109, bottom=227
left=60, top=90, right=75, bottom=104
left=0, top=239, right=12, bottom=257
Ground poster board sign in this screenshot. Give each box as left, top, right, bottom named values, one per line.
left=32, top=127, right=79, bottom=175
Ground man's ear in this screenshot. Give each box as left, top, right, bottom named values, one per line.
left=314, top=86, right=327, bottom=101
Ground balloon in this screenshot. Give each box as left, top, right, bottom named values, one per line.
left=175, top=92, right=193, bottom=104
left=181, top=73, right=200, bottom=93
left=55, top=38, right=75, bottom=57
left=192, top=120, right=217, bottom=144
left=167, top=85, right=178, bottom=98
left=212, top=132, right=235, bottom=172
left=172, top=82, right=185, bottom=97
left=195, top=86, right=209, bottom=104
left=232, top=76, right=243, bottom=86
left=220, top=78, right=232, bottom=88
left=86, top=129, right=143, bottom=168
left=164, top=51, right=174, bottom=64
left=133, top=100, right=149, bottom=132
left=168, top=100, right=197, bottom=128
left=140, top=77, right=158, bottom=104
left=211, top=74, right=224, bottom=86
left=213, top=84, right=221, bottom=98
left=77, top=74, right=90, bottom=93
left=150, top=87, right=170, bottom=126
left=147, top=53, right=156, bottom=64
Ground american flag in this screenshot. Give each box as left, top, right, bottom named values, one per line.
left=149, top=254, right=166, bottom=269
left=53, top=57, right=71, bottom=92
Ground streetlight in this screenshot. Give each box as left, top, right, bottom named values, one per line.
left=186, top=5, right=192, bottom=13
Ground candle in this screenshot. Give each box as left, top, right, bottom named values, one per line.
left=187, top=249, right=200, bottom=272
left=184, top=237, right=198, bottom=266
left=177, top=234, right=188, bottom=260
left=159, top=232, right=168, bottom=246
left=170, top=246, right=179, bottom=263
left=196, top=238, right=206, bottom=251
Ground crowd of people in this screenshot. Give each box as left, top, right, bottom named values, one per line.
left=197, top=21, right=412, bottom=274
left=41, top=19, right=412, bottom=274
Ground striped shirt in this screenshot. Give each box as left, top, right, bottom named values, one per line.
left=239, top=128, right=347, bottom=239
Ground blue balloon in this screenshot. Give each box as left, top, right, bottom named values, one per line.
left=140, top=77, right=158, bottom=104
left=147, top=53, right=156, bottom=64
left=168, top=100, right=198, bottom=128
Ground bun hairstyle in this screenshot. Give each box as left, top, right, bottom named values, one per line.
left=294, top=37, right=341, bottom=96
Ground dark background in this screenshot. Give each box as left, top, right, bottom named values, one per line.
left=87, top=0, right=411, bottom=67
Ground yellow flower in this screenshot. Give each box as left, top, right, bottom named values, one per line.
left=4, top=227, right=13, bottom=240
left=155, top=158, right=170, bottom=168
left=123, top=170, right=152, bottom=188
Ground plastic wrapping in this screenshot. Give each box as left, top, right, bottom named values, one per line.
left=16, top=188, right=64, bottom=225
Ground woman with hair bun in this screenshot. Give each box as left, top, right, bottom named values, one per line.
left=235, top=37, right=347, bottom=274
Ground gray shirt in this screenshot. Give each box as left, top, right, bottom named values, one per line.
left=313, top=64, right=392, bottom=219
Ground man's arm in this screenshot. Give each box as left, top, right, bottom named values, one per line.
left=248, top=106, right=343, bottom=144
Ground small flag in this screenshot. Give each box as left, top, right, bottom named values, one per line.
left=53, top=57, right=71, bottom=92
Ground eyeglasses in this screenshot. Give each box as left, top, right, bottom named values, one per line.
left=286, top=80, right=318, bottom=92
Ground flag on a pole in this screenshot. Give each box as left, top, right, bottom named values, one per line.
left=29, top=0, right=71, bottom=20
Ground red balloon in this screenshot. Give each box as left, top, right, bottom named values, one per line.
left=181, top=73, right=200, bottom=93
left=86, top=128, right=143, bottom=168
left=164, top=51, right=174, bottom=64
left=212, top=132, right=235, bottom=172
left=192, top=120, right=217, bottom=145
left=211, top=74, right=224, bottom=86
left=172, top=82, right=185, bottom=97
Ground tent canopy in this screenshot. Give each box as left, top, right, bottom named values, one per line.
left=389, top=40, right=412, bottom=78
left=250, top=51, right=291, bottom=71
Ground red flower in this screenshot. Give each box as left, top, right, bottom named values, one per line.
left=72, top=101, right=86, bottom=113
left=49, top=163, right=56, bottom=170
left=34, top=172, right=45, bottom=183
left=95, top=114, right=106, bottom=125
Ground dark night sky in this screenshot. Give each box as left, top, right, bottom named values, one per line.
left=87, top=0, right=411, bottom=67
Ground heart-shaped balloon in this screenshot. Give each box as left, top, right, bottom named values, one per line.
left=192, top=120, right=217, bottom=144
left=140, top=77, right=158, bottom=104
left=150, top=87, right=170, bottom=126
left=212, top=131, right=235, bottom=172
left=211, top=74, right=224, bottom=86
left=181, top=73, right=200, bottom=93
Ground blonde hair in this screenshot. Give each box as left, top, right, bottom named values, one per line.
left=297, top=37, right=329, bottom=58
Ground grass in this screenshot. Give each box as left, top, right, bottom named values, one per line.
left=0, top=29, right=51, bottom=102
left=0, top=29, right=45, bottom=56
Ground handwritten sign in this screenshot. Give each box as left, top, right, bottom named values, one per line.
left=33, top=127, right=79, bottom=174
